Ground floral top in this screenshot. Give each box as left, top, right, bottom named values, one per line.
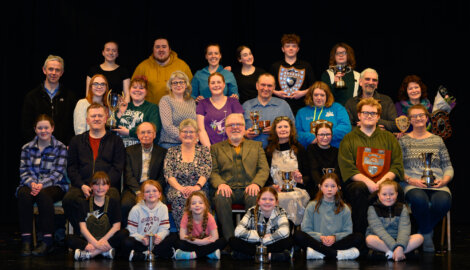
left=164, top=144, right=212, bottom=192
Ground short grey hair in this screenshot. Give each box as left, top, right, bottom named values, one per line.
left=43, top=55, right=64, bottom=70
left=360, top=68, right=378, bottom=80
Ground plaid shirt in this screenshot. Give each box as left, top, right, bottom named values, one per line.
left=18, top=135, right=68, bottom=194
left=234, top=206, right=290, bottom=245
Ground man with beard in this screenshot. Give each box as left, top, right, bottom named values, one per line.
left=344, top=68, right=398, bottom=132
left=132, top=38, right=192, bottom=105
left=210, top=113, right=269, bottom=240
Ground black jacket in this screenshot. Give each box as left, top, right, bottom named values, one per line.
left=21, top=83, right=77, bottom=144
left=67, top=130, right=126, bottom=189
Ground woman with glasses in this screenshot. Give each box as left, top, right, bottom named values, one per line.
left=86, top=41, right=130, bottom=103
left=399, top=104, right=453, bottom=252
left=164, top=119, right=212, bottom=230
left=191, top=43, right=238, bottom=103
left=307, top=122, right=342, bottom=198
left=296, top=81, right=351, bottom=149
left=265, top=116, right=310, bottom=227
left=395, top=75, right=433, bottom=133
left=321, top=43, right=360, bottom=106
left=196, top=72, right=244, bottom=147
left=159, top=71, right=196, bottom=149
left=73, top=74, right=110, bottom=135
left=114, top=76, right=161, bottom=147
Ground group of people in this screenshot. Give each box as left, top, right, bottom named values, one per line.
left=18, top=34, right=453, bottom=263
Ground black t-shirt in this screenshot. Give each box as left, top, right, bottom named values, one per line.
left=78, top=196, right=122, bottom=225
left=269, top=59, right=315, bottom=115
left=233, top=66, right=267, bottom=104
left=87, top=65, right=130, bottom=94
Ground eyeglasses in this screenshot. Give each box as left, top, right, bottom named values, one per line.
left=181, top=130, right=195, bottom=135
left=226, top=123, right=245, bottom=129
left=361, top=111, right=378, bottom=117
left=274, top=116, right=290, bottom=121
left=92, top=82, right=107, bottom=88
left=335, top=51, right=347, bottom=56
left=409, top=113, right=427, bottom=119
left=317, top=133, right=332, bottom=138
left=171, top=81, right=186, bottom=86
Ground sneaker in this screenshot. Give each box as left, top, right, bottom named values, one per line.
left=129, top=250, right=147, bottom=261
left=385, top=250, right=393, bottom=260
left=74, top=249, right=91, bottom=261
left=306, top=247, right=325, bottom=260
left=102, top=248, right=115, bottom=259
left=207, top=249, right=220, bottom=260
left=422, top=231, right=435, bottom=252
left=337, top=247, right=360, bottom=260
left=173, top=249, right=194, bottom=260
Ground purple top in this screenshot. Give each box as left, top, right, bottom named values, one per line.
left=196, top=97, right=244, bottom=144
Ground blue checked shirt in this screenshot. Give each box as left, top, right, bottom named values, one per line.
left=18, top=135, right=68, bottom=195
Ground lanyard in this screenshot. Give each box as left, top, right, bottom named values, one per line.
left=313, top=106, right=324, bottom=122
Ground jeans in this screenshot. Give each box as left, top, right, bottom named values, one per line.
left=405, top=188, right=451, bottom=234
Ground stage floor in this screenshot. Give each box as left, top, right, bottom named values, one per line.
left=0, top=223, right=468, bottom=270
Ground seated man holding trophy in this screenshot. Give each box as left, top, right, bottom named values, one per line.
left=338, top=97, right=404, bottom=237
left=63, top=103, right=126, bottom=234
left=399, top=104, right=453, bottom=253
left=210, top=113, right=269, bottom=241
left=242, top=73, right=295, bottom=148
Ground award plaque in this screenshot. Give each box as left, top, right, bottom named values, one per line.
left=431, top=110, right=452, bottom=140
left=395, top=115, right=410, bottom=133
left=279, top=66, right=305, bottom=96
left=356, top=147, right=391, bottom=182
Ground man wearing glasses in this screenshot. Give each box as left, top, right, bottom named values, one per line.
left=338, top=97, right=404, bottom=237
left=210, top=113, right=269, bottom=241
left=22, top=55, right=77, bottom=144
left=344, top=68, right=398, bottom=132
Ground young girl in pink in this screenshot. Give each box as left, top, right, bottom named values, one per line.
left=173, top=191, right=227, bottom=260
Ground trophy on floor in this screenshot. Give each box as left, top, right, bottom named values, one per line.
left=329, top=64, right=351, bottom=89
left=106, top=91, right=125, bottom=129
left=250, top=111, right=261, bottom=135
left=421, top=153, right=436, bottom=187
left=255, top=220, right=269, bottom=264
left=147, top=234, right=156, bottom=261
left=322, top=168, right=335, bottom=175
left=280, top=171, right=294, bottom=192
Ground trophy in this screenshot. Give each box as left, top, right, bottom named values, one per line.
left=147, top=234, right=156, bottom=261
left=259, top=120, right=271, bottom=131
left=329, top=65, right=352, bottom=89
left=106, top=91, right=125, bottom=129
left=255, top=221, right=269, bottom=264
left=322, top=168, right=335, bottom=175
left=250, top=111, right=261, bottom=135
left=421, top=153, right=436, bottom=187
left=395, top=115, right=410, bottom=133
left=280, top=171, right=294, bottom=192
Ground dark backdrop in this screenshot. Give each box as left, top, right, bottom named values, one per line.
left=2, top=1, right=468, bottom=225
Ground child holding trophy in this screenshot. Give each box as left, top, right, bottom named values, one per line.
left=124, top=180, right=176, bottom=261
left=229, top=187, right=293, bottom=262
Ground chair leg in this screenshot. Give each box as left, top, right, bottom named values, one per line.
left=32, top=214, right=37, bottom=247
left=447, top=211, right=451, bottom=251
left=439, top=211, right=451, bottom=251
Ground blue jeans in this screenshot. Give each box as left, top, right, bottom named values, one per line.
left=405, top=188, right=451, bottom=234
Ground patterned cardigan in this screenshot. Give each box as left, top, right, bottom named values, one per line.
left=234, top=205, right=290, bottom=245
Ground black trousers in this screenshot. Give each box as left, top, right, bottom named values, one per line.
left=175, top=238, right=227, bottom=257
left=120, top=189, right=136, bottom=227
left=229, top=236, right=293, bottom=256
left=293, top=230, right=364, bottom=259
left=63, top=186, right=120, bottom=234
left=17, top=186, right=64, bottom=235
left=66, top=229, right=129, bottom=250
left=122, top=232, right=177, bottom=259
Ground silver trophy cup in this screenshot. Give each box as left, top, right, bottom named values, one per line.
left=250, top=111, right=261, bottom=135
left=421, top=153, right=436, bottom=187
left=280, top=171, right=294, bottom=192
left=330, top=65, right=352, bottom=89
left=147, top=234, right=156, bottom=261
left=255, top=221, right=269, bottom=264
left=322, top=168, right=335, bottom=175
left=106, top=91, right=125, bottom=129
